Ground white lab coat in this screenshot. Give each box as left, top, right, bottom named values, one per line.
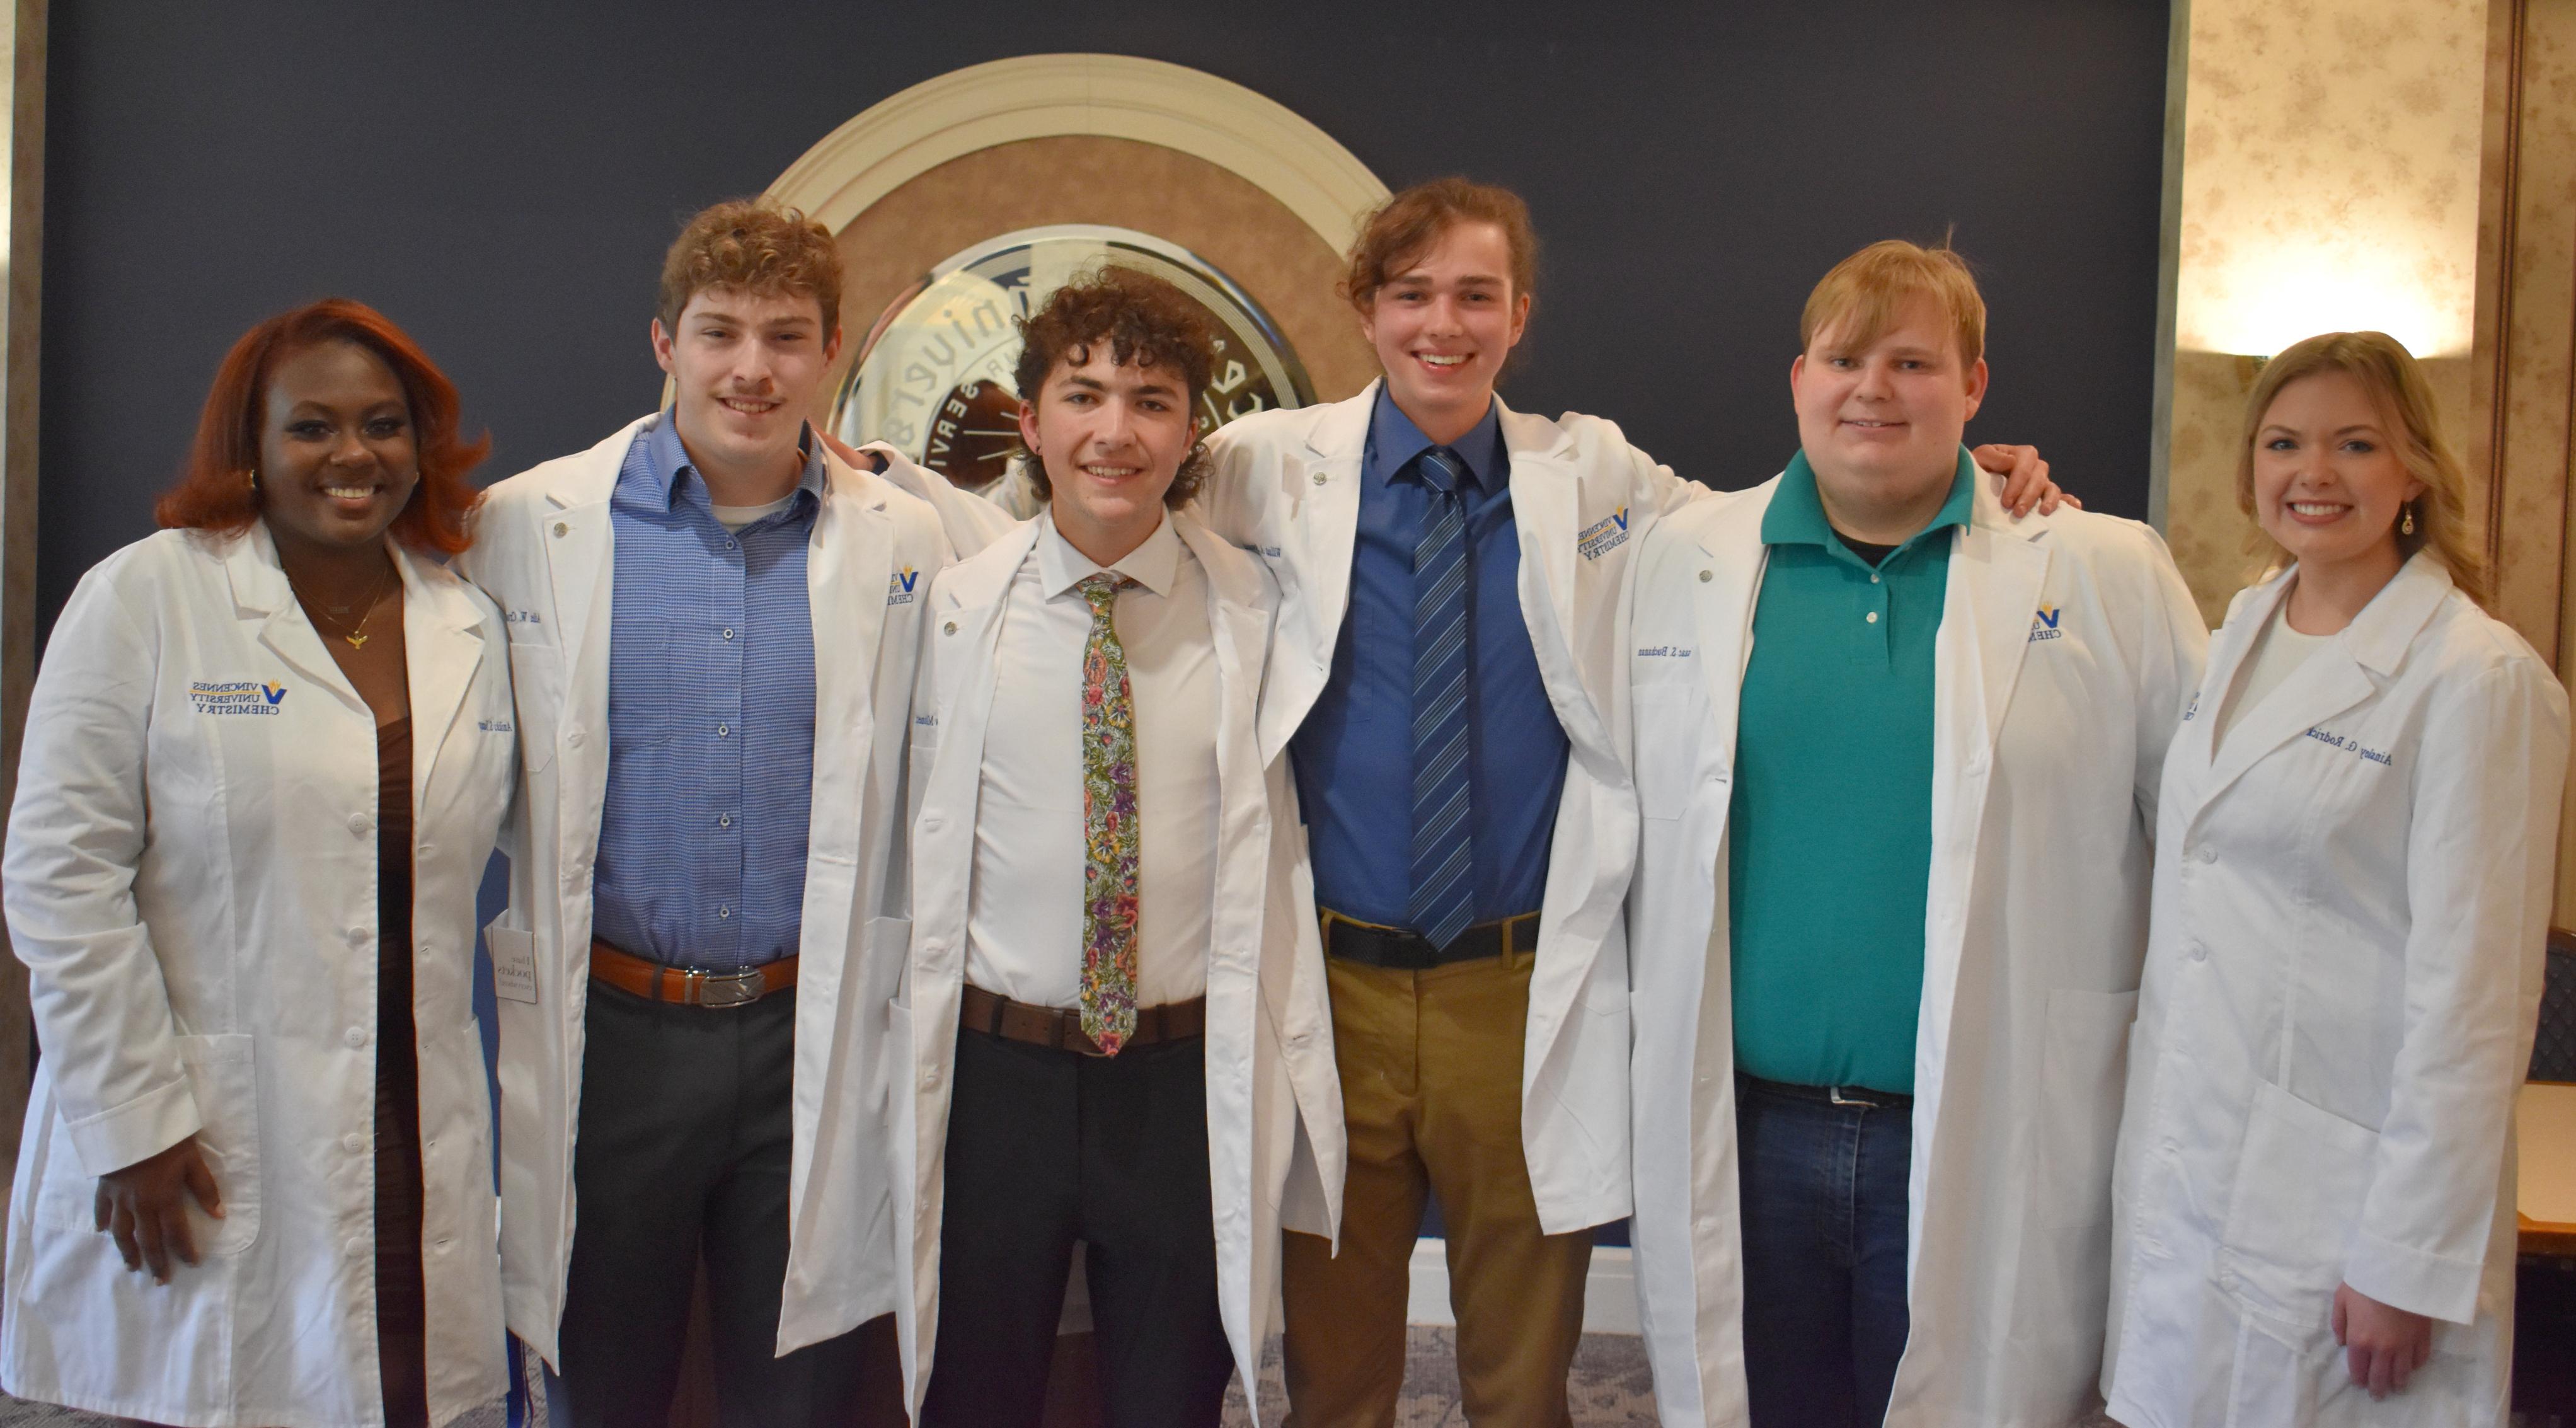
left=1623, top=475, right=2207, bottom=1427
left=3, top=525, right=516, bottom=1427
left=1193, top=382, right=1701, bottom=1236
left=2102, top=556, right=2568, bottom=1427
left=891, top=509, right=1331, bottom=1420
left=455, top=414, right=948, bottom=1365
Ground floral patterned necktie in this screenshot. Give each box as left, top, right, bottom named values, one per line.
left=1078, top=573, right=1142, bottom=1054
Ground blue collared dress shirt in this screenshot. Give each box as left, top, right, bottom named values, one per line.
left=1290, top=389, right=1572, bottom=929
left=590, top=417, right=822, bottom=970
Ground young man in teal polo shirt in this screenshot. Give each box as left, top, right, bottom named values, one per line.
left=1622, top=241, right=2205, bottom=1427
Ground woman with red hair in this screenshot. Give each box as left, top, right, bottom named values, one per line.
left=1, top=299, right=517, bottom=1427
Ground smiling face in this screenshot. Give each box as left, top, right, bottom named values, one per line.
left=255, top=340, right=420, bottom=557
left=1790, top=291, right=1988, bottom=531
left=2250, top=367, right=2425, bottom=578
left=652, top=285, right=841, bottom=488
left=1360, top=219, right=1530, bottom=443
left=1018, top=344, right=1198, bottom=563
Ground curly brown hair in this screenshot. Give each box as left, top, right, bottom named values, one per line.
left=657, top=198, right=842, bottom=335
left=1011, top=267, right=1217, bottom=508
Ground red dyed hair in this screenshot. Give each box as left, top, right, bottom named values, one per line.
left=155, top=298, right=489, bottom=555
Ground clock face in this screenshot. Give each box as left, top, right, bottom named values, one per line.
left=831, top=224, right=1315, bottom=490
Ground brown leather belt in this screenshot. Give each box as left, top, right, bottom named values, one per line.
left=1319, top=908, right=1543, bottom=970
left=589, top=937, right=798, bottom=1008
left=958, top=984, right=1205, bottom=1057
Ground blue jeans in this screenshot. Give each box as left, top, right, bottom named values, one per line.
left=1735, top=1075, right=1913, bottom=1427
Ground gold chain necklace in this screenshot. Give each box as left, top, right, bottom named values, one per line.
left=300, top=563, right=399, bottom=650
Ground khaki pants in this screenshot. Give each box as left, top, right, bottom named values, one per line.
left=1282, top=949, right=1590, bottom=1428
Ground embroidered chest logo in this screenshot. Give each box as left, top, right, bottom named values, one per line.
left=887, top=567, right=919, bottom=606
left=479, top=718, right=514, bottom=734
left=1577, top=507, right=1631, bottom=561
left=2029, top=605, right=2065, bottom=642
left=190, top=681, right=287, bottom=716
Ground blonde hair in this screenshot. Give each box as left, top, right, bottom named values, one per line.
left=1800, top=239, right=1986, bottom=371
left=2236, top=331, right=2492, bottom=608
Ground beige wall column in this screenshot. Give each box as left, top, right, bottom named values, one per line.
left=2468, top=0, right=2576, bottom=924
left=0, top=0, right=44, bottom=1204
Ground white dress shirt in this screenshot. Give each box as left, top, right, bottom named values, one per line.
left=963, top=510, right=1221, bottom=1008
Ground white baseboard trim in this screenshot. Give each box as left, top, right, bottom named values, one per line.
left=1405, top=1237, right=1638, bottom=1335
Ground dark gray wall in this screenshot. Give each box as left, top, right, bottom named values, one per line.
left=38, top=0, right=2170, bottom=631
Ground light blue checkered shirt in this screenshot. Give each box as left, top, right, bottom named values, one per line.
left=590, top=416, right=822, bottom=970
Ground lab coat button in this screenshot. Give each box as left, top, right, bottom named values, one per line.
left=345, top=1236, right=369, bottom=1258
left=552, top=522, right=568, bottom=538
left=920, top=816, right=942, bottom=833
left=2187, top=942, right=2207, bottom=963
left=342, top=1133, right=364, bottom=1153
left=566, top=730, right=586, bottom=749
left=347, top=814, right=371, bottom=836
left=920, top=1068, right=940, bottom=1090
left=345, top=1027, right=367, bottom=1048
left=347, top=926, right=369, bottom=947
left=1311, top=471, right=1328, bottom=486
left=2195, top=847, right=2218, bottom=865
left=943, top=622, right=958, bottom=636
left=1699, top=570, right=1712, bottom=582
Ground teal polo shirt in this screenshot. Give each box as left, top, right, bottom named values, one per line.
left=1727, top=447, right=1973, bottom=1095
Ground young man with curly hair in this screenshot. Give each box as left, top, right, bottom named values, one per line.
left=884, top=266, right=1328, bottom=1427
left=459, top=199, right=943, bottom=1427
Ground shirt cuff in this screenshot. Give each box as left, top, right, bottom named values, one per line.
left=63, top=1075, right=202, bottom=1178
left=2343, top=1224, right=2486, bottom=1325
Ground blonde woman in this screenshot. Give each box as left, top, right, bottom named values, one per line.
left=2104, top=331, right=2567, bottom=1424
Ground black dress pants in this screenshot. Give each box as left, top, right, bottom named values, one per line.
left=921, top=1026, right=1235, bottom=1428
left=551, top=981, right=897, bottom=1428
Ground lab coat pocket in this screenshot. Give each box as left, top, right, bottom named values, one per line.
left=35, top=1035, right=263, bottom=1255
left=1632, top=686, right=1703, bottom=821
left=2037, top=988, right=2139, bottom=1228
left=2219, top=1079, right=2378, bottom=1330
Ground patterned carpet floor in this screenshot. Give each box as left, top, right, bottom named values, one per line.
left=0, top=1329, right=1658, bottom=1426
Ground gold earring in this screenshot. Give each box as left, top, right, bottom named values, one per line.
left=2401, top=503, right=2416, bottom=536
left=245, top=468, right=260, bottom=492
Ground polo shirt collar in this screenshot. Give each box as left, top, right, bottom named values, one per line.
left=1764, top=446, right=1976, bottom=555
left=1037, top=508, right=1183, bottom=599
left=1367, top=384, right=1507, bottom=494
left=621, top=412, right=827, bottom=515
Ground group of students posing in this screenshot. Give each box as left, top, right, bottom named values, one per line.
left=0, top=175, right=2563, bottom=1428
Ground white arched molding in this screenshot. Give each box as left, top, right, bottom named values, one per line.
left=764, top=54, right=1389, bottom=253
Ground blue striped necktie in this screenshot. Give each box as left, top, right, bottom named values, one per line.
left=1408, top=445, right=1475, bottom=952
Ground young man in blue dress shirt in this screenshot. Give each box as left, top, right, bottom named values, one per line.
left=464, top=200, right=943, bottom=1428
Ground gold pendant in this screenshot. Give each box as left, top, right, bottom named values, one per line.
left=345, top=633, right=369, bottom=650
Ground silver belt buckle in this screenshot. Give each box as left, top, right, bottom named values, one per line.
left=694, top=967, right=767, bottom=1008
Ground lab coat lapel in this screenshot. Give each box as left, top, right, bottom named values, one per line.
left=397, top=546, right=487, bottom=804
left=1913, top=481, right=2049, bottom=1266
left=2189, top=555, right=2450, bottom=818
left=226, top=522, right=367, bottom=715
left=1504, top=405, right=1614, bottom=757
left=1690, top=483, right=1774, bottom=754
left=810, top=458, right=894, bottom=771
left=1259, top=390, right=1371, bottom=764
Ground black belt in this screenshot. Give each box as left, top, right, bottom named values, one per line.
left=1738, top=1072, right=1912, bottom=1111
left=1319, top=909, right=1541, bottom=970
